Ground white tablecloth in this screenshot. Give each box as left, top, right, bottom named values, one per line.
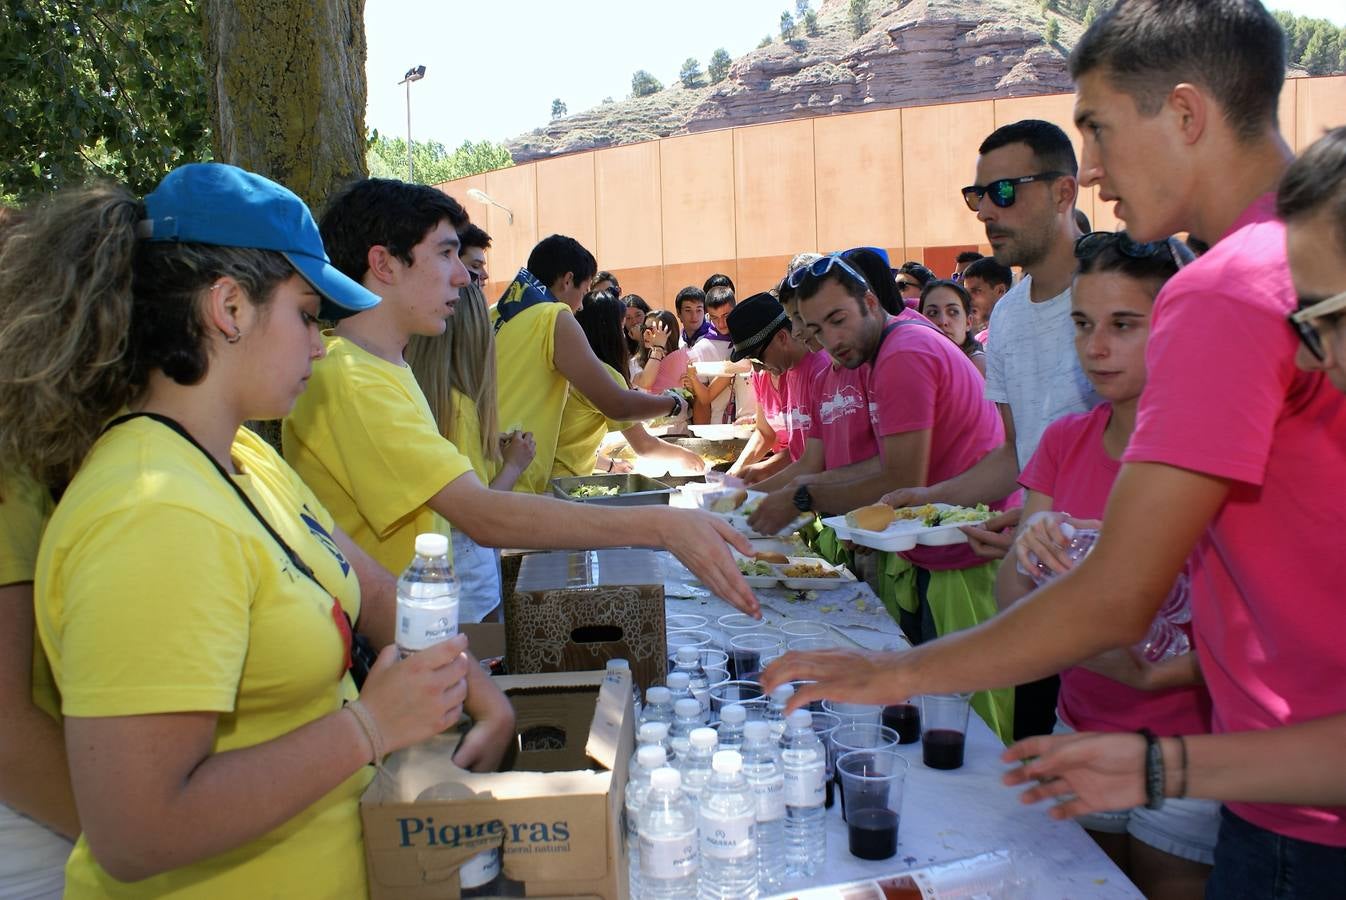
left=661, top=552, right=1142, bottom=899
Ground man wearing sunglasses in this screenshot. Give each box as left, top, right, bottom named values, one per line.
left=768, top=3, right=1346, bottom=893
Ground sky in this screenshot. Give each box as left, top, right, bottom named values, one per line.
left=364, top=0, right=1346, bottom=149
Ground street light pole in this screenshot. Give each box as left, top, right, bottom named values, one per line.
left=397, top=65, right=426, bottom=182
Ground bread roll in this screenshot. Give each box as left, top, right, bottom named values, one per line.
left=845, top=504, right=895, bottom=532
left=753, top=550, right=790, bottom=564
left=708, top=489, right=748, bottom=513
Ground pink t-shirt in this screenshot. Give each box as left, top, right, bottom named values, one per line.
left=1019, top=404, right=1211, bottom=736
left=781, top=350, right=831, bottom=461
left=974, top=328, right=989, bottom=346
left=751, top=370, right=790, bottom=454
left=640, top=346, right=690, bottom=394
left=806, top=361, right=878, bottom=469
left=1123, top=194, right=1346, bottom=846
left=867, top=309, right=1005, bottom=570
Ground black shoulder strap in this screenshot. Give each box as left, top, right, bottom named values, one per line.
left=102, top=412, right=325, bottom=592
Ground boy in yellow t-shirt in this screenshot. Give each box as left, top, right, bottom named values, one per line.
left=287, top=180, right=759, bottom=615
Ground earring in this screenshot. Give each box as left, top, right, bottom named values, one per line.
left=225, top=328, right=242, bottom=344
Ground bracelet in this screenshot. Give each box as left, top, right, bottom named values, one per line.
left=1138, top=728, right=1164, bottom=810
left=1175, top=735, right=1188, bottom=799
left=649, top=350, right=665, bottom=360
left=347, top=699, right=386, bottom=767
left=606, top=457, right=614, bottom=473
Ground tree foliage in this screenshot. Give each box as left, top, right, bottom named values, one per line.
left=757, top=34, right=773, bottom=49
left=1275, top=11, right=1346, bottom=76
left=708, top=48, right=732, bottom=83
left=1, top=0, right=212, bottom=201
left=631, top=69, right=663, bottom=97
left=366, top=135, right=513, bottom=185
left=1044, top=17, right=1060, bottom=44
left=551, top=98, right=567, bottom=119
left=848, top=0, right=870, bottom=38
left=780, top=11, right=796, bottom=40
left=679, top=57, right=705, bottom=88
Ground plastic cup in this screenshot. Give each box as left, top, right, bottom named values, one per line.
left=699, top=648, right=730, bottom=671
left=838, top=749, right=910, bottom=860
left=703, top=666, right=731, bottom=692
left=778, top=620, right=829, bottom=640
left=728, top=632, right=784, bottom=680
left=717, top=613, right=767, bottom=650
left=920, top=693, right=972, bottom=770
left=667, top=629, right=712, bottom=662
left=709, top=680, right=765, bottom=721
left=822, top=699, right=883, bottom=729
left=787, top=636, right=836, bottom=652
left=882, top=701, right=922, bottom=745
left=808, top=709, right=843, bottom=809
left=666, top=613, right=708, bottom=632
left=830, top=723, right=899, bottom=814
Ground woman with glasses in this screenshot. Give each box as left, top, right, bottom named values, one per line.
left=632, top=309, right=690, bottom=394
left=920, top=279, right=987, bottom=375
left=1000, top=232, right=1217, bottom=899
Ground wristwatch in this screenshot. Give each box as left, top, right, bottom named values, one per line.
left=667, top=393, right=684, bottom=419
left=792, top=484, right=814, bottom=512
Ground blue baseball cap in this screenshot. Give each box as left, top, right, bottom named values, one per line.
left=140, top=163, right=379, bottom=320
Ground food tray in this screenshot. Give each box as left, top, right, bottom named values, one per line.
left=691, top=360, right=751, bottom=378
left=839, top=503, right=992, bottom=551
left=688, top=423, right=754, bottom=441
left=548, top=473, right=675, bottom=506
left=734, top=556, right=856, bottom=591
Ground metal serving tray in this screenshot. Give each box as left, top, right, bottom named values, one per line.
left=549, top=473, right=675, bottom=506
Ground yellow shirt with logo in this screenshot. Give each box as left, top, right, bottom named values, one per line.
left=284, top=335, right=474, bottom=574
left=493, top=301, right=570, bottom=493
left=34, top=419, right=369, bottom=899
left=552, top=363, right=633, bottom=478
left=450, top=387, right=498, bottom=485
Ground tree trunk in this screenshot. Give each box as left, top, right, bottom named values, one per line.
left=201, top=0, right=368, bottom=215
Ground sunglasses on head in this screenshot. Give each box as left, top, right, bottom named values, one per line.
left=895, top=278, right=921, bottom=291
left=1074, top=231, right=1189, bottom=270
left=1289, top=289, right=1346, bottom=362
left=961, top=172, right=1065, bottom=212
left=785, top=253, right=870, bottom=291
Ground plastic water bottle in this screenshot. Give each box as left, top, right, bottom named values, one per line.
left=642, top=686, right=675, bottom=727
left=780, top=710, right=827, bottom=878
left=678, top=727, right=719, bottom=808
left=698, top=750, right=759, bottom=900
left=1136, top=570, right=1192, bottom=661
left=1019, top=523, right=1097, bottom=586
left=606, top=658, right=642, bottom=719
left=626, top=744, right=669, bottom=898
left=639, top=768, right=700, bottom=900
left=716, top=704, right=747, bottom=752
left=670, top=698, right=705, bottom=760
left=765, top=684, right=794, bottom=742
left=667, top=672, right=695, bottom=708
left=632, top=722, right=673, bottom=773
left=741, top=721, right=787, bottom=892
left=673, top=646, right=712, bottom=713
left=395, top=533, right=459, bottom=657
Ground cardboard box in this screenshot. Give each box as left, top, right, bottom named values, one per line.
left=505, top=549, right=667, bottom=694
left=361, top=670, right=635, bottom=900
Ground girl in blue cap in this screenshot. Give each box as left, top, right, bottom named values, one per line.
left=0, top=164, right=512, bottom=898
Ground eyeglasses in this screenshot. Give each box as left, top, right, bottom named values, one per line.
left=961, top=172, right=1065, bottom=212
left=786, top=253, right=871, bottom=291
left=895, top=278, right=921, bottom=292
left=1074, top=231, right=1189, bottom=270
left=1289, top=289, right=1346, bottom=362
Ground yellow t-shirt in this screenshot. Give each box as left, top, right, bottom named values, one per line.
left=450, top=387, right=498, bottom=485
left=34, top=420, right=369, bottom=899
left=553, top=363, right=633, bottom=478
left=284, top=335, right=475, bottom=574
left=0, top=473, right=60, bottom=720
left=493, top=301, right=570, bottom=493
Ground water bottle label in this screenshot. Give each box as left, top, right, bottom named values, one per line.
left=783, top=764, right=826, bottom=807
left=752, top=775, right=786, bottom=821
left=699, top=808, right=755, bottom=859
left=639, top=831, right=698, bottom=878
left=396, top=601, right=460, bottom=651
left=458, top=848, right=499, bottom=889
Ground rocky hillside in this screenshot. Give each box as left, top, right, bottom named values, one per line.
left=507, top=0, right=1088, bottom=163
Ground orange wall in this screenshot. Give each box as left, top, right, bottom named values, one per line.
left=437, top=75, right=1346, bottom=305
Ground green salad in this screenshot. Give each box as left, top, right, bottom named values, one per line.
left=927, top=503, right=991, bottom=526
left=570, top=484, right=620, bottom=498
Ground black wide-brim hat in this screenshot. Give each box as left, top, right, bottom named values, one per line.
left=727, top=292, right=790, bottom=362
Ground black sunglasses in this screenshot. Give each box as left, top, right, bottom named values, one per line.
left=785, top=253, right=870, bottom=291
left=961, top=172, right=1065, bottom=212
left=1073, top=231, right=1191, bottom=269
left=1289, top=315, right=1327, bottom=362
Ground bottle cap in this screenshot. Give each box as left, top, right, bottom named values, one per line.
left=770, top=683, right=795, bottom=702
left=638, top=745, right=668, bottom=769
left=719, top=704, right=747, bottom=725
left=414, top=533, right=450, bottom=558
left=674, top=698, right=702, bottom=718
left=638, top=722, right=669, bottom=743
left=743, top=720, right=769, bottom=741
left=712, top=750, right=744, bottom=774
left=690, top=727, right=718, bottom=749
left=675, top=646, right=699, bottom=665
left=666, top=672, right=691, bottom=690
left=646, top=686, right=672, bottom=705
left=787, top=709, right=812, bottom=729
left=650, top=767, right=682, bottom=792
left=606, top=658, right=630, bottom=671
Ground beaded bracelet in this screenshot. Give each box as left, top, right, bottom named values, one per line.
left=1138, top=728, right=1164, bottom=810
left=1175, top=734, right=1189, bottom=799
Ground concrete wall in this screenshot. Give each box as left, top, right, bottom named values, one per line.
left=439, top=76, right=1346, bottom=308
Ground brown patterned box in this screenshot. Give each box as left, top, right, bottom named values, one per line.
left=506, top=549, right=667, bottom=694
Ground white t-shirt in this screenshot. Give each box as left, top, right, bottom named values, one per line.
left=984, top=275, right=1100, bottom=467
left=687, top=337, right=738, bottom=424
left=0, top=803, right=71, bottom=899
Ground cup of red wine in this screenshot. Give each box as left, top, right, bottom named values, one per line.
left=882, top=701, right=921, bottom=744
left=920, top=692, right=972, bottom=770
left=837, top=749, right=909, bottom=860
